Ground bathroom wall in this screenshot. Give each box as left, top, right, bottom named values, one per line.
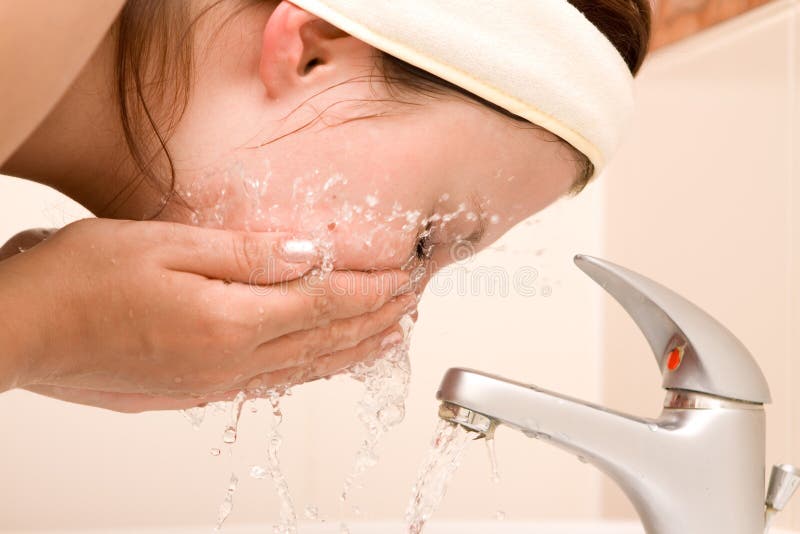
left=0, top=162, right=608, bottom=525
left=599, top=0, right=800, bottom=528
left=652, top=0, right=774, bottom=49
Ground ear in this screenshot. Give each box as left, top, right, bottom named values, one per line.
left=259, top=1, right=373, bottom=99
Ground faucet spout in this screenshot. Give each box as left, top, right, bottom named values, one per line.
left=437, top=367, right=766, bottom=534
left=437, top=368, right=656, bottom=456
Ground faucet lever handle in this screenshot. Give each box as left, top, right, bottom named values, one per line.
left=574, top=255, right=771, bottom=404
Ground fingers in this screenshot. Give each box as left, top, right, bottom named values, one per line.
left=202, top=269, right=411, bottom=344
left=146, top=221, right=320, bottom=284
left=24, top=322, right=407, bottom=413
left=255, top=269, right=411, bottom=338
left=238, top=324, right=405, bottom=392
left=246, top=291, right=417, bottom=375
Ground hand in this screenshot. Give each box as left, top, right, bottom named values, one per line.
left=0, top=227, right=56, bottom=261
left=0, top=219, right=414, bottom=410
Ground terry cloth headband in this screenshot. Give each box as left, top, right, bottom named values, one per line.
left=289, top=0, right=635, bottom=177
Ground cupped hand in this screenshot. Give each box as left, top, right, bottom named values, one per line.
left=0, top=219, right=414, bottom=410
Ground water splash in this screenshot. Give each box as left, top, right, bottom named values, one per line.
left=182, top=406, right=206, bottom=430
left=249, top=465, right=267, bottom=479
left=214, top=473, right=239, bottom=531
left=222, top=391, right=247, bottom=445
left=339, top=314, right=414, bottom=521
left=303, top=505, right=321, bottom=520
left=405, top=420, right=472, bottom=533
left=179, top=162, right=496, bottom=529
left=264, top=388, right=298, bottom=534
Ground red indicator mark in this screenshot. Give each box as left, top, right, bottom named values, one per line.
left=667, top=347, right=684, bottom=371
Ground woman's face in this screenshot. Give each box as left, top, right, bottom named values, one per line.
left=157, top=1, right=578, bottom=277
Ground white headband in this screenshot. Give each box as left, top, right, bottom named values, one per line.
left=289, top=0, right=634, bottom=177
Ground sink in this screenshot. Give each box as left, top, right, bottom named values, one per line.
left=16, top=522, right=798, bottom=534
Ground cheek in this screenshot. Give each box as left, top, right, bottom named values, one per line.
left=324, top=219, right=420, bottom=269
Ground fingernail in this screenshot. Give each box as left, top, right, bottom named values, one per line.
left=280, top=239, right=317, bottom=263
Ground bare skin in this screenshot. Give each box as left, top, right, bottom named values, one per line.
left=1, top=1, right=578, bottom=411
left=0, top=1, right=413, bottom=411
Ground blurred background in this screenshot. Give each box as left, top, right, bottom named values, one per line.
left=1, top=0, right=799, bottom=531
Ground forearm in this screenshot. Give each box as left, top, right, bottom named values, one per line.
left=0, top=269, right=42, bottom=393
left=0, top=306, right=26, bottom=393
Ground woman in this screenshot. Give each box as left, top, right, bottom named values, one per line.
left=0, top=0, right=651, bottom=411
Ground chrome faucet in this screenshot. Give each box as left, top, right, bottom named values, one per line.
left=436, top=255, right=799, bottom=534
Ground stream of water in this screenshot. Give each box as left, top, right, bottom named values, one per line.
left=404, top=420, right=473, bottom=534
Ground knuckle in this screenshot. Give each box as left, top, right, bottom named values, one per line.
left=362, top=284, right=385, bottom=311
left=326, top=320, right=348, bottom=346
left=233, top=233, right=266, bottom=276
left=296, top=336, right=318, bottom=363
left=58, top=218, right=97, bottom=242
left=310, top=292, right=335, bottom=322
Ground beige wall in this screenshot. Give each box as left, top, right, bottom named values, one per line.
left=0, top=174, right=606, bottom=529
left=599, top=0, right=800, bottom=529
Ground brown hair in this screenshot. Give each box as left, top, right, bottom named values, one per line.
left=110, top=0, right=651, bottom=216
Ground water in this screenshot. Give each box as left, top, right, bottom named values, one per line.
left=222, top=392, right=247, bottom=444
left=249, top=465, right=267, bottom=479
left=182, top=406, right=206, bottom=430
left=303, top=505, right=321, bottom=521
left=339, top=314, right=415, bottom=527
left=404, top=420, right=472, bottom=533
left=485, top=438, right=505, bottom=522
left=485, top=437, right=500, bottom=484
left=214, top=473, right=239, bottom=531
left=263, top=388, right=298, bottom=534
left=177, top=161, right=499, bottom=530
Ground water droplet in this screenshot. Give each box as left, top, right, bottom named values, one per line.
left=221, top=391, right=247, bottom=444
left=222, top=428, right=237, bottom=444
left=249, top=465, right=267, bottom=479
left=490, top=214, right=501, bottom=224
left=648, top=423, right=659, bottom=432
left=210, top=448, right=221, bottom=456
